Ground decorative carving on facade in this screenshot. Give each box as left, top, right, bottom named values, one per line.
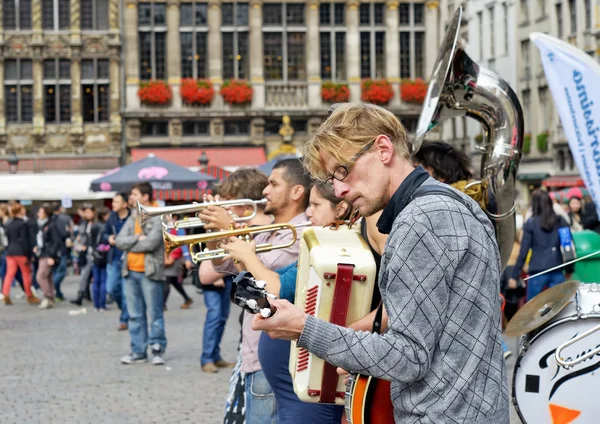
left=45, top=131, right=71, bottom=152
left=84, top=130, right=111, bottom=151
left=170, top=119, right=182, bottom=137
left=251, top=118, right=265, bottom=142
left=6, top=35, right=32, bottom=55
left=212, top=119, right=224, bottom=137
left=109, top=0, right=119, bottom=30
left=126, top=120, right=141, bottom=144
left=70, top=0, right=80, bottom=32
left=7, top=130, right=33, bottom=151
left=82, top=36, right=109, bottom=54
left=44, top=35, right=72, bottom=57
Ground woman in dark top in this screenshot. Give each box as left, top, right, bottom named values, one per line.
left=91, top=208, right=110, bottom=311
left=2, top=203, right=38, bottom=305
left=36, top=204, right=63, bottom=309
left=509, top=189, right=571, bottom=300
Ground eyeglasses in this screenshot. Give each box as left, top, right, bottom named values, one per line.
left=325, top=140, right=375, bottom=186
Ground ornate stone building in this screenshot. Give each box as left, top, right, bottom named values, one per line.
left=0, top=0, right=122, bottom=172
left=122, top=0, right=442, bottom=159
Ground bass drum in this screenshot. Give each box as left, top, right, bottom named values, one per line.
left=513, top=283, right=600, bottom=424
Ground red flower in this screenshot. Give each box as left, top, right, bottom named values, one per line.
left=321, top=82, right=350, bottom=103
left=361, top=79, right=394, bottom=105
left=400, top=79, right=428, bottom=104
left=220, top=80, right=253, bottom=105
left=180, top=79, right=215, bottom=105
left=138, top=81, right=172, bottom=106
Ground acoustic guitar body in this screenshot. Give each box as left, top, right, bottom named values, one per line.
left=346, top=375, right=395, bottom=424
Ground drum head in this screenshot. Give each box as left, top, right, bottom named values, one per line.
left=513, top=317, right=600, bottom=423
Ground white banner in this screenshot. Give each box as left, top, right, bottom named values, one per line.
left=530, top=32, right=600, bottom=219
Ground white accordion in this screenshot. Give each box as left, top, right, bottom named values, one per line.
left=290, top=224, right=377, bottom=405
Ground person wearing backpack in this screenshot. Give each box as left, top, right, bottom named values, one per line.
left=509, top=189, right=572, bottom=301
left=91, top=208, right=110, bottom=311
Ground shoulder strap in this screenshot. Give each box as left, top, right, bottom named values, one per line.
left=411, top=184, right=469, bottom=208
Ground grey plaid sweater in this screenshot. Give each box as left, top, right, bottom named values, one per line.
left=298, top=170, right=509, bottom=423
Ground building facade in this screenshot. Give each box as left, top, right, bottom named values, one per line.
left=121, top=0, right=442, bottom=158
left=0, top=0, right=122, bottom=172
left=515, top=0, right=599, bottom=192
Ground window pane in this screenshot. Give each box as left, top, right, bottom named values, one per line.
left=335, top=32, right=345, bottom=80
left=138, top=3, right=152, bottom=25
left=180, top=3, right=192, bottom=26
left=20, top=0, right=32, bottom=29
left=373, top=3, right=384, bottom=24
left=222, top=3, right=234, bottom=25
left=153, top=3, right=166, bottom=25
left=5, top=86, right=18, bottom=122
left=400, top=31, right=410, bottom=78
left=42, top=0, right=54, bottom=29
left=98, top=59, right=109, bottom=79
left=359, top=4, right=369, bottom=25
left=21, top=85, right=33, bottom=122
left=415, top=32, right=424, bottom=78
left=224, top=121, right=250, bottom=135
left=360, top=32, right=370, bottom=78
left=59, top=0, right=70, bottom=29
left=263, top=32, right=283, bottom=80
left=59, top=85, right=71, bottom=122
left=414, top=3, right=424, bottom=25
left=263, top=4, right=282, bottom=25
left=59, top=59, right=70, bottom=79
left=5, top=60, right=17, bottom=80
left=286, top=4, right=304, bottom=24
left=82, top=59, right=94, bottom=79
left=222, top=32, right=234, bottom=79
left=180, top=32, right=194, bottom=78
left=98, top=84, right=109, bottom=121
left=194, top=3, right=207, bottom=25
left=139, top=31, right=153, bottom=80
left=44, top=84, right=57, bottom=122
left=320, top=32, right=332, bottom=79
left=319, top=4, right=330, bottom=25
left=82, top=84, right=95, bottom=122
left=97, top=0, right=109, bottom=29
left=44, top=60, right=56, bottom=79
left=81, top=0, right=93, bottom=29
left=155, top=32, right=166, bottom=79
left=196, top=32, right=208, bottom=78
left=375, top=31, right=385, bottom=78
left=183, top=121, right=209, bottom=135
left=21, top=60, right=32, bottom=79
left=287, top=32, right=305, bottom=80
left=399, top=4, right=410, bottom=25
left=4, top=0, right=17, bottom=29
left=236, top=3, right=248, bottom=25
left=237, top=31, right=249, bottom=79
left=334, top=3, right=345, bottom=25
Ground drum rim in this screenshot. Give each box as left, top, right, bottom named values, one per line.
left=511, top=313, right=600, bottom=423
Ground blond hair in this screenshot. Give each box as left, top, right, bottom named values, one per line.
left=217, top=168, right=269, bottom=202
left=303, top=103, right=410, bottom=180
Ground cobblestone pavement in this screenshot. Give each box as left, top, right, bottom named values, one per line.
left=1, top=276, right=523, bottom=424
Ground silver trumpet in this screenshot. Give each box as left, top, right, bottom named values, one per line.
left=137, top=198, right=268, bottom=229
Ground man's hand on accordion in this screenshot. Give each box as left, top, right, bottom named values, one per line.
left=251, top=298, right=307, bottom=341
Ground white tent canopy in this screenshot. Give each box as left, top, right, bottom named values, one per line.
left=0, top=173, right=115, bottom=201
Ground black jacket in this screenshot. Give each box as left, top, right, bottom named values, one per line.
left=5, top=218, right=33, bottom=258
left=40, top=216, right=62, bottom=260
left=582, top=201, right=600, bottom=233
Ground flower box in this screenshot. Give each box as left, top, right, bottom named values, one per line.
left=138, top=81, right=172, bottom=106
left=361, top=79, right=394, bottom=105
left=321, top=82, right=350, bottom=103
left=523, top=132, right=531, bottom=154
left=400, top=79, right=428, bottom=104
left=220, top=80, right=253, bottom=105
left=536, top=130, right=549, bottom=153
left=180, top=79, right=215, bottom=106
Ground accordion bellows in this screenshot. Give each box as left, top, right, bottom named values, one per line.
left=290, top=224, right=377, bottom=405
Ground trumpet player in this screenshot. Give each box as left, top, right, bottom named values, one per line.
left=203, top=160, right=312, bottom=424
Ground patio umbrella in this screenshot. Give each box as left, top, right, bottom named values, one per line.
left=565, top=186, right=588, bottom=199
left=257, top=154, right=301, bottom=176
left=90, top=154, right=216, bottom=192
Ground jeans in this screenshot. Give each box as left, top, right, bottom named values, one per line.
left=124, top=271, right=167, bottom=356
left=92, top=265, right=107, bottom=309
left=200, top=278, right=233, bottom=365
left=52, top=255, right=67, bottom=298
left=526, top=269, right=565, bottom=301
left=106, top=260, right=129, bottom=323
left=244, top=369, right=277, bottom=424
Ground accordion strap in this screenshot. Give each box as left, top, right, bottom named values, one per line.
left=372, top=301, right=384, bottom=335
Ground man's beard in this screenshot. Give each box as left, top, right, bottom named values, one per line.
left=356, top=197, right=387, bottom=218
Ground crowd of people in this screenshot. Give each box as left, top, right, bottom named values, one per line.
left=2, top=102, right=599, bottom=423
